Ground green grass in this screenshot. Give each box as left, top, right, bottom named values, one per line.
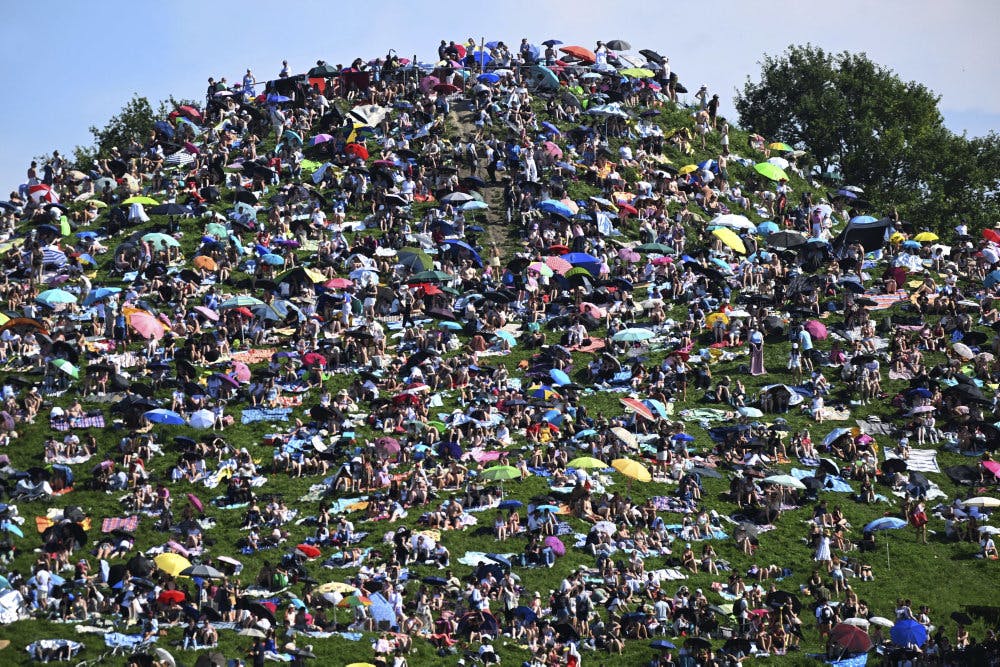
left=0, top=91, right=994, bottom=667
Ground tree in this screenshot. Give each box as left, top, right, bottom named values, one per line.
left=72, top=94, right=158, bottom=171
left=735, top=44, right=1000, bottom=231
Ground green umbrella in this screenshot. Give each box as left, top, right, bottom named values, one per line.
left=754, top=162, right=789, bottom=182
left=612, top=328, right=655, bottom=342
left=636, top=243, right=675, bottom=254
left=142, top=232, right=180, bottom=248
left=205, top=222, right=229, bottom=238
left=398, top=247, right=432, bottom=271
left=619, top=67, right=654, bottom=78
left=123, top=196, right=160, bottom=206
left=52, top=359, right=79, bottom=378
left=567, top=456, right=607, bottom=469
left=220, top=295, right=265, bottom=308
left=564, top=266, right=592, bottom=278
left=481, top=465, right=522, bottom=481
left=768, top=142, right=794, bottom=152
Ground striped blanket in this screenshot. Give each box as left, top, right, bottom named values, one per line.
left=50, top=414, right=105, bottom=431
left=102, top=515, right=140, bottom=533
left=885, top=447, right=940, bottom=473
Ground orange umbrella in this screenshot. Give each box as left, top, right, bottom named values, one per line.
left=560, top=45, right=596, bottom=63
left=193, top=255, right=217, bottom=271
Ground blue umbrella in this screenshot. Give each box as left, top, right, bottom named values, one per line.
left=907, top=388, right=932, bottom=399
left=485, top=41, right=500, bottom=50
left=542, top=409, right=564, bottom=426
left=83, top=287, right=122, bottom=307
left=850, top=215, right=878, bottom=225
left=494, top=330, right=517, bottom=347
left=864, top=517, right=907, bottom=532
left=575, top=429, right=597, bottom=439
left=260, top=253, right=285, bottom=266
left=538, top=199, right=574, bottom=217
left=756, top=221, right=779, bottom=235
left=477, top=73, right=500, bottom=84
left=442, top=239, right=483, bottom=267
left=650, top=640, right=676, bottom=650
left=498, top=499, right=523, bottom=510
left=549, top=368, right=571, bottom=386
left=642, top=399, right=667, bottom=418
left=143, top=409, right=186, bottom=426
left=461, top=200, right=489, bottom=211
left=671, top=433, right=694, bottom=442
left=513, top=605, right=538, bottom=622
left=154, top=120, right=175, bottom=139
left=76, top=231, right=99, bottom=240
left=835, top=188, right=859, bottom=199
left=541, top=39, right=563, bottom=47
left=555, top=161, right=577, bottom=173
left=439, top=321, right=464, bottom=331
left=266, top=94, right=291, bottom=104
left=470, top=50, right=492, bottom=67
left=891, top=619, right=928, bottom=647
left=36, top=288, right=77, bottom=306
left=541, top=121, right=561, bottom=135
left=561, top=252, right=601, bottom=275
left=987, top=270, right=1000, bottom=289
left=901, top=240, right=921, bottom=250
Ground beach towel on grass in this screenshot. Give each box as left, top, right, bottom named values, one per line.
left=104, top=633, right=152, bottom=649
left=102, top=516, right=139, bottom=533
left=50, top=414, right=106, bottom=431
left=856, top=419, right=894, bottom=436
left=885, top=448, right=940, bottom=473
left=242, top=407, right=293, bottom=424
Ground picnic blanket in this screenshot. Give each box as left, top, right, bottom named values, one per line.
left=232, top=348, right=277, bottom=364
left=817, top=406, right=852, bottom=421
left=885, top=448, right=940, bottom=473
left=790, top=469, right=854, bottom=493
left=101, top=516, right=139, bottom=533
left=856, top=418, right=894, bottom=436
left=103, top=632, right=153, bottom=649
left=241, top=407, right=293, bottom=424
left=50, top=414, right=106, bottom=431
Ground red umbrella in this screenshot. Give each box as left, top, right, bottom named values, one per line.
left=302, top=352, right=327, bottom=367
left=158, top=590, right=186, bottom=605
left=620, top=397, right=655, bottom=421
left=183, top=141, right=200, bottom=154
left=324, top=278, right=354, bottom=289
left=617, top=202, right=638, bottom=217
left=453, top=43, right=467, bottom=59
left=344, top=143, right=369, bottom=160
left=652, top=256, right=673, bottom=265
left=830, top=622, right=873, bottom=654
left=805, top=319, right=828, bottom=341
left=433, top=83, right=461, bottom=95
left=543, top=535, right=565, bottom=557
left=985, top=229, right=1000, bottom=244
left=296, top=544, right=321, bottom=559
left=547, top=244, right=571, bottom=255
left=178, top=105, right=203, bottom=121
left=187, top=493, right=204, bottom=514
left=232, top=307, right=254, bottom=318
left=559, top=45, right=596, bottom=63
left=415, top=283, right=443, bottom=296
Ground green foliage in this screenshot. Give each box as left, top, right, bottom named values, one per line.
left=78, top=94, right=158, bottom=164
left=736, top=44, right=1000, bottom=230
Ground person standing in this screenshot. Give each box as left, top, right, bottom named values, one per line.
left=749, top=329, right=766, bottom=376
left=243, top=69, right=257, bottom=98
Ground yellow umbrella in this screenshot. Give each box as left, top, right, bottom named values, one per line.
left=346, top=664, right=377, bottom=667
left=303, top=267, right=327, bottom=283
left=914, top=232, right=938, bottom=242
left=712, top=227, right=747, bottom=254
left=88, top=200, right=108, bottom=208
left=316, top=581, right=357, bottom=594
left=889, top=232, right=906, bottom=244
left=612, top=458, right=652, bottom=483
left=678, top=164, right=698, bottom=175
left=154, top=553, right=192, bottom=577
left=706, top=312, right=729, bottom=327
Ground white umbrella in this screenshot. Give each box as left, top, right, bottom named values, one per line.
left=869, top=616, right=894, bottom=628
left=842, top=617, right=870, bottom=629
left=763, top=474, right=806, bottom=490
left=962, top=497, right=1000, bottom=508
left=593, top=521, right=616, bottom=534
left=953, top=342, right=974, bottom=360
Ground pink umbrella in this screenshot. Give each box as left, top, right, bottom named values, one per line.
left=544, top=256, right=573, bottom=274
left=183, top=141, right=200, bottom=154
left=167, top=540, right=190, bottom=557
left=194, top=305, right=219, bottom=322
left=619, top=248, right=641, bottom=263
left=187, top=493, right=204, bottom=514
left=805, top=319, right=828, bottom=341
left=325, top=278, right=354, bottom=289
left=302, top=352, right=327, bottom=367
left=471, top=450, right=501, bottom=463
left=419, top=76, right=440, bottom=93
left=232, top=361, right=251, bottom=383
left=375, top=437, right=401, bottom=456
left=580, top=302, right=606, bottom=318
left=544, top=535, right=565, bottom=557
left=984, top=460, right=1000, bottom=479
left=651, top=256, right=673, bottom=265
left=127, top=310, right=165, bottom=340
left=542, top=141, right=562, bottom=159
left=559, top=198, right=579, bottom=214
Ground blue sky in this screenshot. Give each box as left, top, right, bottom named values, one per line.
left=2, top=0, right=998, bottom=193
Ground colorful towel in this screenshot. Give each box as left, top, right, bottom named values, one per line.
left=50, top=414, right=106, bottom=431
left=231, top=348, right=277, bottom=364
left=101, top=516, right=139, bottom=533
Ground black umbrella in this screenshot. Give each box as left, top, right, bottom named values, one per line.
left=553, top=622, right=580, bottom=641
left=238, top=600, right=276, bottom=623
left=109, top=159, right=128, bottom=178
left=768, top=231, right=807, bottom=249
left=149, top=203, right=192, bottom=216
left=684, top=636, right=712, bottom=650
left=233, top=189, right=258, bottom=205
left=883, top=459, right=908, bottom=475
left=638, top=49, right=665, bottom=64
left=951, top=611, right=974, bottom=626
left=128, top=555, right=154, bottom=577
left=765, top=590, right=802, bottom=613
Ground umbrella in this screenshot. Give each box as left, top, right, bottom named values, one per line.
left=180, top=564, right=224, bottom=579
left=154, top=553, right=192, bottom=577
left=891, top=619, right=928, bottom=647
left=559, top=45, right=597, bottom=63
left=914, top=232, right=938, bottom=242
left=650, top=640, right=676, bottom=650
left=51, top=359, right=79, bottom=378
left=543, top=535, right=565, bottom=556
left=126, top=309, right=167, bottom=340
left=612, top=458, right=651, bottom=482
left=712, top=227, right=747, bottom=254
left=842, top=617, right=871, bottom=629
left=141, top=232, right=180, bottom=248
left=870, top=616, right=894, bottom=628
left=805, top=319, right=828, bottom=340
left=567, top=457, right=607, bottom=469
left=951, top=611, right=974, bottom=626
left=864, top=517, right=907, bottom=532
left=612, top=328, right=654, bottom=342
left=481, top=465, right=522, bottom=481
left=188, top=409, right=216, bottom=429
left=158, top=590, right=186, bottom=605
left=831, top=623, right=873, bottom=653
left=144, top=409, right=185, bottom=425
left=953, top=342, right=975, bottom=360
left=611, top=427, right=638, bottom=448
left=620, top=397, right=656, bottom=421
left=754, top=162, right=789, bottom=182
left=36, top=288, right=77, bottom=306
left=763, top=475, right=806, bottom=490
left=605, top=39, right=631, bottom=50
left=961, top=497, right=1000, bottom=508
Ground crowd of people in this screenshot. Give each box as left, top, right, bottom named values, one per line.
left=0, top=33, right=998, bottom=667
